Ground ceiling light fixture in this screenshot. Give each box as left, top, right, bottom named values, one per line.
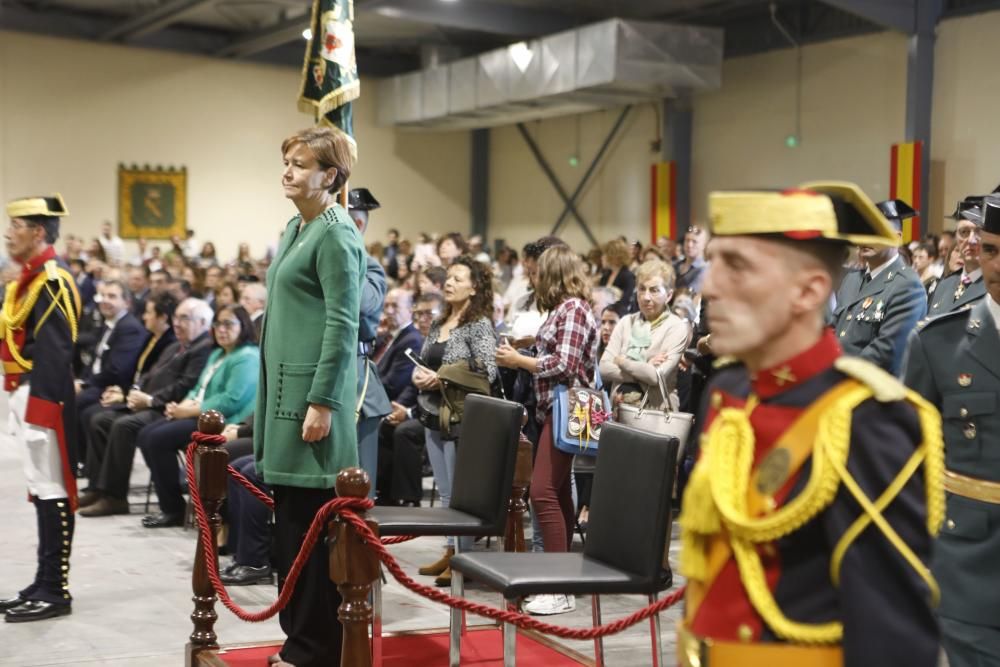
left=509, top=41, right=533, bottom=72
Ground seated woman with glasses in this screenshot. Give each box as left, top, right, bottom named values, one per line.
left=137, top=305, right=260, bottom=528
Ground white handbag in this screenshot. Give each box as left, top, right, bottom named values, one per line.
left=615, top=370, right=695, bottom=465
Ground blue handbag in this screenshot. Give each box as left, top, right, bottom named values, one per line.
left=552, top=371, right=612, bottom=457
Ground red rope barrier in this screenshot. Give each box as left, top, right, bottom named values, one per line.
left=186, top=440, right=373, bottom=622
left=187, top=435, right=685, bottom=637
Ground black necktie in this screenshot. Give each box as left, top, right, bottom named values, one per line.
left=862, top=272, right=872, bottom=285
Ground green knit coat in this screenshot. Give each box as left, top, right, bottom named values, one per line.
left=254, top=205, right=365, bottom=488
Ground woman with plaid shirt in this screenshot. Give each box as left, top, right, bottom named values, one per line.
left=496, top=245, right=599, bottom=616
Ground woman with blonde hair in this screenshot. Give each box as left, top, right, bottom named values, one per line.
left=597, top=238, right=635, bottom=313
left=496, top=245, right=599, bottom=616
left=599, top=259, right=691, bottom=411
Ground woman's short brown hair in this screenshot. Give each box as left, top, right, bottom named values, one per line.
left=601, top=238, right=631, bottom=268
left=535, top=246, right=592, bottom=312
left=281, top=127, right=354, bottom=193
left=634, top=259, right=676, bottom=290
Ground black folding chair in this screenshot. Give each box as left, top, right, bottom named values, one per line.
left=368, top=394, right=523, bottom=665
left=449, top=423, right=679, bottom=667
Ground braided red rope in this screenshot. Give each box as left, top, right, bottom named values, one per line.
left=187, top=438, right=685, bottom=638
left=186, top=440, right=374, bottom=622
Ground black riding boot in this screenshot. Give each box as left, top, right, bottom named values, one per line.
left=5, top=498, right=73, bottom=622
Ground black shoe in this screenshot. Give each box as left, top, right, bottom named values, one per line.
left=141, top=512, right=184, bottom=528
left=219, top=565, right=273, bottom=586
left=0, top=595, right=26, bottom=612
left=5, top=600, right=71, bottom=623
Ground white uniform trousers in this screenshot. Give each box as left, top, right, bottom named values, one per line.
left=8, top=383, right=68, bottom=500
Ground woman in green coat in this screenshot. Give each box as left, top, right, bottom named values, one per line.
left=254, top=127, right=365, bottom=667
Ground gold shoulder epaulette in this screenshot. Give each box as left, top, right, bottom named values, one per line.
left=712, top=355, right=740, bottom=370
left=834, top=356, right=906, bottom=402
left=44, top=259, right=59, bottom=281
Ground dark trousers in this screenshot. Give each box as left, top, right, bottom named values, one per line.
left=87, top=407, right=164, bottom=499
left=273, top=484, right=343, bottom=667
left=529, top=415, right=575, bottom=553
left=376, top=418, right=424, bottom=503
left=76, top=388, right=104, bottom=473
left=941, top=616, right=1000, bottom=667
left=138, top=417, right=197, bottom=516
left=226, top=453, right=271, bottom=568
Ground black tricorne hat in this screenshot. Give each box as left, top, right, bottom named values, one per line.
left=347, top=188, right=380, bottom=211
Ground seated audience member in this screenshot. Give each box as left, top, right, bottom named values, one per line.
left=220, top=453, right=273, bottom=585
left=78, top=298, right=214, bottom=516
left=75, top=280, right=148, bottom=465
left=374, top=289, right=427, bottom=503
left=597, top=305, right=620, bottom=361
left=126, top=265, right=150, bottom=318
left=214, top=281, right=239, bottom=310
left=417, top=265, right=447, bottom=298
left=600, top=260, right=692, bottom=411
left=167, top=278, right=194, bottom=302
left=239, top=282, right=267, bottom=339
left=139, top=305, right=259, bottom=528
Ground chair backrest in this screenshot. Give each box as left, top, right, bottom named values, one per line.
left=584, top=423, right=679, bottom=586
left=449, top=394, right=523, bottom=534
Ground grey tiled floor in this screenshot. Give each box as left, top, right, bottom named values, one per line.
left=0, top=391, right=683, bottom=666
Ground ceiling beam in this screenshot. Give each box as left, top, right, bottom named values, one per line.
left=99, top=0, right=217, bottom=42
left=360, top=0, right=577, bottom=36
left=214, top=14, right=306, bottom=57
left=819, top=0, right=916, bottom=33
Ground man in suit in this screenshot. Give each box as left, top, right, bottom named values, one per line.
left=78, top=297, right=214, bottom=516
left=75, top=279, right=148, bottom=469
left=831, top=199, right=927, bottom=376
left=903, top=195, right=1000, bottom=667
left=126, top=265, right=150, bottom=318
left=346, top=187, right=392, bottom=494
left=0, top=195, right=81, bottom=622
left=929, top=198, right=987, bottom=314
left=239, top=282, right=267, bottom=340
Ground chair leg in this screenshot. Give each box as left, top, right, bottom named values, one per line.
left=453, top=540, right=466, bottom=635
left=372, top=576, right=383, bottom=667
left=591, top=595, right=604, bottom=667
left=648, top=592, right=663, bottom=667
left=503, top=618, right=517, bottom=667
left=449, top=570, right=464, bottom=667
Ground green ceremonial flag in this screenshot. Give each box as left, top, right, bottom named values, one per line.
left=298, top=0, right=359, bottom=155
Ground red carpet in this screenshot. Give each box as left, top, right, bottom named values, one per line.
left=217, top=628, right=589, bottom=666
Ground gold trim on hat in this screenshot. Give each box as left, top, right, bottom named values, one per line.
left=6, top=194, right=69, bottom=219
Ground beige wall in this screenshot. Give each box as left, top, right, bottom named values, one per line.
left=0, top=31, right=469, bottom=261
left=490, top=30, right=910, bottom=253
left=932, top=10, right=1000, bottom=224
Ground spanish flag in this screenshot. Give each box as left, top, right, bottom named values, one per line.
left=650, top=161, right=677, bottom=242
left=889, top=141, right=922, bottom=243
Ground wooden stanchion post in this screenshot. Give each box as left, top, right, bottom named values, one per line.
left=505, top=433, right=533, bottom=553
left=185, top=411, right=228, bottom=667
left=330, top=467, right=380, bottom=667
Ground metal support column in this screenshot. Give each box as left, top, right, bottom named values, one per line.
left=662, top=95, right=693, bottom=233
left=470, top=128, right=490, bottom=242
left=905, top=0, right=943, bottom=236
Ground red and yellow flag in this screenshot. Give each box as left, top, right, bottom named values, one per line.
left=890, top=141, right=923, bottom=243
left=650, top=161, right=677, bottom=243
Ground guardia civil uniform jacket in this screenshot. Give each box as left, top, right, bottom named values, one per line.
left=904, top=291, right=1000, bottom=658
left=832, top=255, right=927, bottom=376
left=0, top=245, right=81, bottom=506
left=927, top=269, right=986, bottom=314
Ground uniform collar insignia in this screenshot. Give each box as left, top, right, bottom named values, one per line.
left=750, top=329, right=841, bottom=399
